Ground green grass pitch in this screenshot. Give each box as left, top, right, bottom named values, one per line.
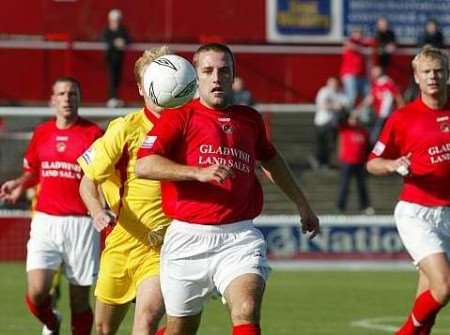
left=1, top=262, right=449, bottom=334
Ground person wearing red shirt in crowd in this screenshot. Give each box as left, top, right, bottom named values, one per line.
left=336, top=114, right=373, bottom=214
left=367, top=47, right=450, bottom=335
left=135, top=43, right=320, bottom=335
left=355, top=65, right=405, bottom=145
left=0, top=77, right=103, bottom=335
left=340, top=26, right=372, bottom=110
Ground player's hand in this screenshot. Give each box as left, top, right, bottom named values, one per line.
left=0, top=179, right=23, bottom=204
left=298, top=207, right=321, bottom=240
left=93, top=209, right=116, bottom=232
left=388, top=153, right=411, bottom=176
left=195, top=164, right=235, bottom=183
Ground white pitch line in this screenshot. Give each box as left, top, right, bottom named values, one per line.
left=351, top=316, right=450, bottom=333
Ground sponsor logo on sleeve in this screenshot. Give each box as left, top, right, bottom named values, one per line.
left=81, top=148, right=95, bottom=164
left=141, top=136, right=157, bottom=149
left=372, top=141, right=385, bottom=156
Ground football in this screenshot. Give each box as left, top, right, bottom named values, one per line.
left=143, top=54, right=197, bottom=108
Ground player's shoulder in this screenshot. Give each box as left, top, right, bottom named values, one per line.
left=77, top=117, right=103, bottom=136
left=229, top=104, right=262, bottom=120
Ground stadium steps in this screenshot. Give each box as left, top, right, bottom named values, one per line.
left=260, top=112, right=402, bottom=215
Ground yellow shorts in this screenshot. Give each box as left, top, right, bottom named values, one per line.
left=94, top=225, right=161, bottom=304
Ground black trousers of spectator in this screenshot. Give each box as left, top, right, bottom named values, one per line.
left=337, top=163, right=370, bottom=211
left=315, top=124, right=336, bottom=167
left=106, top=54, right=124, bottom=100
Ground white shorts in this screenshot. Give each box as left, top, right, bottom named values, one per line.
left=394, top=201, right=450, bottom=265
left=160, top=219, right=271, bottom=317
left=26, top=211, right=100, bottom=286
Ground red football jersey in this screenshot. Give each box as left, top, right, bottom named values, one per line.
left=340, top=37, right=370, bottom=77
left=338, top=124, right=369, bottom=164
left=369, top=98, right=450, bottom=206
left=138, top=99, right=276, bottom=224
left=24, top=118, right=103, bottom=215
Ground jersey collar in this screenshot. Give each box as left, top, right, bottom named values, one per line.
left=143, top=107, right=159, bottom=124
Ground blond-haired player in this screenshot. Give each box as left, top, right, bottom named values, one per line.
left=368, top=47, right=450, bottom=334
left=78, top=47, right=172, bottom=335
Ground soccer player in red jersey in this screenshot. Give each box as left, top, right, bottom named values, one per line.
left=135, top=43, right=320, bottom=335
left=0, top=77, right=103, bottom=335
left=367, top=47, right=450, bottom=335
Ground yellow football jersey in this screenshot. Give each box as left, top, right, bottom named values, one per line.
left=78, top=108, right=170, bottom=245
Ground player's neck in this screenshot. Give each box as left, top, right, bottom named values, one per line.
left=55, top=115, right=78, bottom=129
left=421, top=93, right=448, bottom=110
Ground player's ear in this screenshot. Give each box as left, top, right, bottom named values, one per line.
left=137, top=83, right=144, bottom=97
left=414, top=73, right=419, bottom=85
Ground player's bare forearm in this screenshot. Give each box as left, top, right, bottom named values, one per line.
left=136, top=155, right=201, bottom=181
left=367, top=156, right=411, bottom=176
left=79, top=175, right=104, bottom=217
left=0, top=172, right=36, bottom=203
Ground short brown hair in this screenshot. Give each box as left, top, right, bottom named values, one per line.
left=193, top=43, right=235, bottom=76
left=53, top=76, right=81, bottom=94
left=412, top=47, right=449, bottom=73
left=134, top=46, right=171, bottom=85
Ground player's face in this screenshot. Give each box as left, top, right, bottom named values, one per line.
left=196, top=50, right=234, bottom=109
left=414, top=58, right=449, bottom=97
left=51, top=81, right=80, bottom=121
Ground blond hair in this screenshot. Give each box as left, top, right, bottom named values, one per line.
left=134, top=46, right=171, bottom=85
left=412, top=47, right=449, bottom=73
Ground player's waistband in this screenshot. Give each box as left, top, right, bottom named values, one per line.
left=170, top=219, right=254, bottom=234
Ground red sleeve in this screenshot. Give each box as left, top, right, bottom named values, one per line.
left=368, top=112, right=401, bottom=160
left=255, top=112, right=277, bottom=161
left=137, top=108, right=186, bottom=159
left=23, top=130, right=40, bottom=174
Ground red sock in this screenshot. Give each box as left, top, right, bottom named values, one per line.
left=71, top=308, right=93, bottom=335
left=25, top=294, right=58, bottom=330
left=418, top=312, right=437, bottom=335
left=155, top=327, right=166, bottom=335
left=396, top=290, right=442, bottom=335
left=232, top=323, right=261, bottom=335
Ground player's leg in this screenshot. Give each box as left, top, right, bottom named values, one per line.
left=396, top=253, right=449, bottom=335
left=416, top=269, right=437, bottom=335
left=214, top=222, right=270, bottom=335
left=224, top=274, right=265, bottom=335
left=394, top=202, right=450, bottom=335
left=94, top=300, right=129, bottom=335
left=165, top=314, right=202, bottom=335
left=26, top=213, right=64, bottom=333
left=26, top=269, right=61, bottom=332
left=132, top=275, right=165, bottom=335
left=64, top=216, right=99, bottom=335
left=69, top=284, right=94, bottom=335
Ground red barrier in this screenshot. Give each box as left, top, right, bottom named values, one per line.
left=0, top=217, right=30, bottom=261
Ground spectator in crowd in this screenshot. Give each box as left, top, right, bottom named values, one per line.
left=340, top=26, right=371, bottom=110
left=336, top=114, right=373, bottom=214
left=102, top=9, right=131, bottom=108
left=354, top=65, right=405, bottom=145
left=313, top=76, right=349, bottom=170
left=367, top=47, right=450, bottom=335
left=0, top=77, right=103, bottom=335
left=136, top=43, right=320, bottom=335
left=78, top=47, right=171, bottom=335
left=374, top=17, right=397, bottom=71
left=419, top=18, right=445, bottom=49
left=231, top=76, right=254, bottom=106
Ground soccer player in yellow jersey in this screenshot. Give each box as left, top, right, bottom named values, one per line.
left=78, top=47, right=171, bottom=335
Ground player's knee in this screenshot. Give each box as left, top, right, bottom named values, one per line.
left=27, top=289, right=50, bottom=306
left=95, top=320, right=115, bottom=335
left=230, top=298, right=261, bottom=324
left=430, top=276, right=450, bottom=304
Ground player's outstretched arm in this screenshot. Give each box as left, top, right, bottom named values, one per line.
left=261, top=151, right=320, bottom=239
left=0, top=172, right=36, bottom=204
left=79, top=175, right=115, bottom=232
left=136, top=154, right=234, bottom=183
left=367, top=154, right=411, bottom=176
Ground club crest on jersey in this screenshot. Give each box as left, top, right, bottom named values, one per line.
left=221, top=124, right=233, bottom=134
left=56, top=142, right=66, bottom=153
left=141, top=135, right=157, bottom=149
left=440, top=122, right=450, bottom=133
